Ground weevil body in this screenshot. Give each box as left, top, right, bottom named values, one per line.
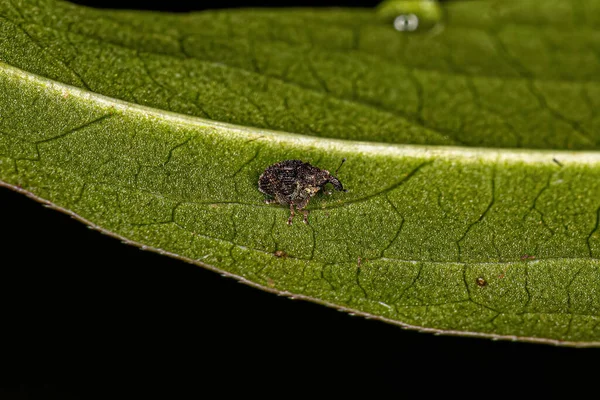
left=258, top=159, right=347, bottom=225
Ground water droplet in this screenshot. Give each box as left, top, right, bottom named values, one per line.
left=393, top=13, right=419, bottom=32
left=377, top=0, right=443, bottom=32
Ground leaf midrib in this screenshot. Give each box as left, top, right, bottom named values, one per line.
left=5, top=61, right=600, bottom=161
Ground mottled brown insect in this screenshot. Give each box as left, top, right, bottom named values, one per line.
left=476, top=277, right=488, bottom=287
left=258, top=159, right=347, bottom=225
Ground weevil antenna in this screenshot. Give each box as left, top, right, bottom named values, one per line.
left=335, top=158, right=347, bottom=175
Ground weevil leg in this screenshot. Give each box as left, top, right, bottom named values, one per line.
left=296, top=197, right=311, bottom=225
left=264, top=199, right=279, bottom=205
left=287, top=204, right=295, bottom=225
left=301, top=209, right=309, bottom=224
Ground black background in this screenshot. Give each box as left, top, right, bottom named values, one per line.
left=1, top=1, right=597, bottom=397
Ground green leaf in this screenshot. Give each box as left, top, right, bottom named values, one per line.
left=1, top=0, right=600, bottom=346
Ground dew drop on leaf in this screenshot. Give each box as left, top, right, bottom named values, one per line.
left=393, top=14, right=419, bottom=32
left=377, top=0, right=443, bottom=32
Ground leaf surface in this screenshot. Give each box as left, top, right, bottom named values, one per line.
left=1, top=0, right=600, bottom=345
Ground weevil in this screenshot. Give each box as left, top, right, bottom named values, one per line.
left=258, top=158, right=347, bottom=225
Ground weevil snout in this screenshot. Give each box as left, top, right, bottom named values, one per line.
left=330, top=157, right=347, bottom=192
left=328, top=176, right=347, bottom=192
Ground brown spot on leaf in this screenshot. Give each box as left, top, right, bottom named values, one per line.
left=274, top=250, right=288, bottom=258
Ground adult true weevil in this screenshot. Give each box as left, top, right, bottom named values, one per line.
left=258, top=158, right=347, bottom=225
